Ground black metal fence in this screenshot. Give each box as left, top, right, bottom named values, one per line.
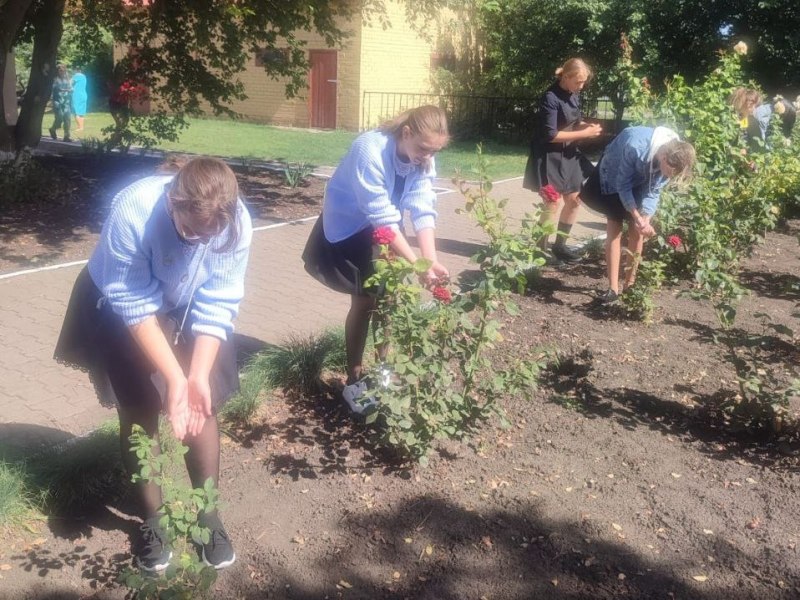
left=361, top=91, right=622, bottom=144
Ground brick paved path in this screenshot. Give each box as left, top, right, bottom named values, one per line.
left=0, top=175, right=605, bottom=448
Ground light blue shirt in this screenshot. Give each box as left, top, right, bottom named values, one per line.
left=322, top=130, right=438, bottom=243
left=87, top=175, right=252, bottom=341
left=598, top=126, right=672, bottom=217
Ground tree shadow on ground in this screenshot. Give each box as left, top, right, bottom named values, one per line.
left=228, top=496, right=789, bottom=599
left=0, top=154, right=159, bottom=256
left=665, top=317, right=799, bottom=366
left=540, top=350, right=800, bottom=470
left=738, top=268, right=800, bottom=302
left=239, top=382, right=414, bottom=480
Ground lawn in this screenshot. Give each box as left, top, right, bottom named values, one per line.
left=46, top=112, right=528, bottom=181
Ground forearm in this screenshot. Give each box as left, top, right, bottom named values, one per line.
left=551, top=129, right=590, bottom=143
left=128, top=315, right=184, bottom=383
left=389, top=231, right=419, bottom=263
left=189, top=334, right=221, bottom=381
left=415, top=227, right=438, bottom=262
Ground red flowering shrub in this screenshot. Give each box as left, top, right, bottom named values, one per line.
left=372, top=226, right=396, bottom=246
left=538, top=184, right=560, bottom=203
left=667, top=235, right=682, bottom=248
left=432, top=286, right=452, bottom=304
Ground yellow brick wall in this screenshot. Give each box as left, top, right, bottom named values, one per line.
left=358, top=0, right=436, bottom=129
left=115, top=2, right=439, bottom=131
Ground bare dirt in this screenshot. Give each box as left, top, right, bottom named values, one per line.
left=0, top=154, right=325, bottom=275
left=1, top=156, right=799, bottom=599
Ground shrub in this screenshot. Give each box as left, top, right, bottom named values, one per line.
left=283, top=161, right=314, bottom=188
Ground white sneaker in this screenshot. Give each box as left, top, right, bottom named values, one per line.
left=342, top=379, right=378, bottom=415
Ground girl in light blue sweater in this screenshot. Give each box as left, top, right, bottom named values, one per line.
left=55, top=156, right=251, bottom=572
left=303, top=105, right=449, bottom=413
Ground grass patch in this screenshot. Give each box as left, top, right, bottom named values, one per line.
left=52, top=113, right=527, bottom=181
left=25, top=420, right=126, bottom=514
left=222, top=327, right=348, bottom=426
left=0, top=461, right=40, bottom=528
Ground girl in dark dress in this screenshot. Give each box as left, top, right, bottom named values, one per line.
left=523, top=58, right=603, bottom=262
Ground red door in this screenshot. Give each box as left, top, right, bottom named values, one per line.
left=309, top=50, right=337, bottom=129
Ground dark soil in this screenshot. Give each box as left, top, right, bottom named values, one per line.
left=0, top=154, right=324, bottom=275
left=2, top=167, right=800, bottom=598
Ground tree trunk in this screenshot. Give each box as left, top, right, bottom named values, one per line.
left=15, top=0, right=66, bottom=151
left=0, top=0, right=35, bottom=152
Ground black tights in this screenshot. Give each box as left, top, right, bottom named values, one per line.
left=118, top=406, right=221, bottom=519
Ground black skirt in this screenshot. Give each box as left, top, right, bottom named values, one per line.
left=523, top=143, right=594, bottom=195
left=580, top=160, right=628, bottom=223
left=54, top=267, right=239, bottom=413
left=302, top=216, right=379, bottom=296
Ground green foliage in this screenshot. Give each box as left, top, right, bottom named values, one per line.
left=27, top=421, right=126, bottom=514
left=283, top=162, right=314, bottom=188
left=0, top=461, right=39, bottom=528
left=121, top=426, right=219, bottom=599
left=222, top=328, right=349, bottom=428
left=620, top=251, right=665, bottom=324
left=715, top=315, right=799, bottom=434
left=364, top=145, right=548, bottom=463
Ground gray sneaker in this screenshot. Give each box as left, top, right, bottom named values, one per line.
left=135, top=516, right=172, bottom=573
left=342, top=379, right=378, bottom=414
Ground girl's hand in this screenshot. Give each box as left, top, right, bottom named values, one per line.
left=636, top=215, right=656, bottom=238
left=166, top=375, right=190, bottom=441
left=423, top=261, right=450, bottom=285
left=582, top=123, right=603, bottom=138
left=187, top=374, right=213, bottom=438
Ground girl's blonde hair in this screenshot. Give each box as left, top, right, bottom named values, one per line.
left=379, top=105, right=449, bottom=140
left=164, top=156, right=241, bottom=251
left=555, top=58, right=592, bottom=82
left=379, top=105, right=449, bottom=170
left=660, top=139, right=696, bottom=184
left=730, top=87, right=762, bottom=117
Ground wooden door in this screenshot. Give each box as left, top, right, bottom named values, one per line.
left=309, top=50, right=337, bottom=129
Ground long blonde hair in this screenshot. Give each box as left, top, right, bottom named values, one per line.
left=380, top=105, right=449, bottom=140
left=555, top=58, right=592, bottom=82
left=165, top=156, right=241, bottom=252
left=660, top=139, right=696, bottom=185
left=730, top=87, right=762, bottom=117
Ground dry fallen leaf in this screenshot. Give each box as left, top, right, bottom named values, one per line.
left=425, top=545, right=433, bottom=556
left=671, top=473, right=682, bottom=479
left=404, top=537, right=413, bottom=544
left=0, top=565, right=11, bottom=571
left=692, top=575, right=708, bottom=582
left=551, top=578, right=559, bottom=587
left=703, top=529, right=714, bottom=535
left=338, top=580, right=353, bottom=589
left=392, top=571, right=401, bottom=580
left=481, top=536, right=493, bottom=550
left=612, top=523, right=623, bottom=531
left=291, top=536, right=305, bottom=545
left=746, top=517, right=761, bottom=530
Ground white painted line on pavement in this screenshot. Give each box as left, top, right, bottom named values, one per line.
left=0, top=181, right=504, bottom=280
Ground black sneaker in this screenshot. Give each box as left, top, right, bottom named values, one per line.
left=551, top=244, right=583, bottom=263
left=135, top=516, right=172, bottom=572
left=594, top=289, right=619, bottom=306
left=199, top=513, right=236, bottom=569
left=48, top=128, right=57, bottom=140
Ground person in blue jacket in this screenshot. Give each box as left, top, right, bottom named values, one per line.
left=580, top=126, right=696, bottom=304
left=55, top=156, right=251, bottom=573
left=71, top=66, right=88, bottom=132
left=303, top=105, right=449, bottom=414
left=731, top=87, right=796, bottom=148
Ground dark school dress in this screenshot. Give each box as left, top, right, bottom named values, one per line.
left=54, top=267, right=239, bottom=413
left=523, top=82, right=590, bottom=195
left=303, top=174, right=405, bottom=296
left=579, top=160, right=628, bottom=223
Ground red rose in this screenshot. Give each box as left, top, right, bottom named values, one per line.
left=432, top=286, right=452, bottom=304
left=372, top=226, right=396, bottom=246
left=667, top=235, right=681, bottom=248
left=539, top=184, right=560, bottom=203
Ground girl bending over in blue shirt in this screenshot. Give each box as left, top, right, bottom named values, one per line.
left=303, top=105, right=449, bottom=413
left=580, top=126, right=695, bottom=305
left=55, top=156, right=252, bottom=572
